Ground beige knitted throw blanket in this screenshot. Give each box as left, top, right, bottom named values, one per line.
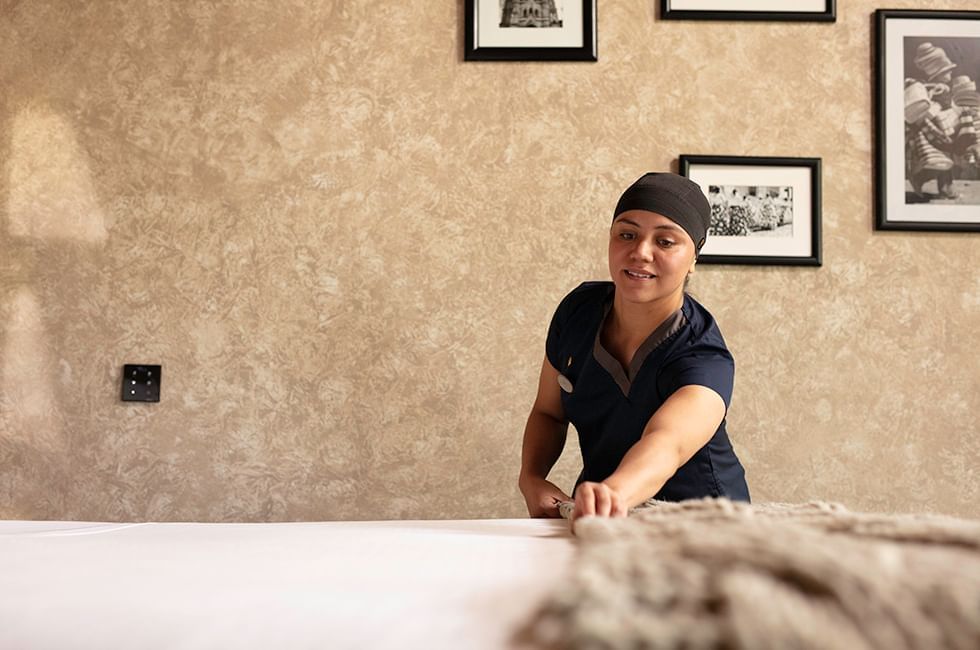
left=523, top=498, right=980, bottom=650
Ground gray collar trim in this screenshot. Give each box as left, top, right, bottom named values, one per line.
left=592, top=299, right=687, bottom=397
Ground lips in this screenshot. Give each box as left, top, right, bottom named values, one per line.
left=624, top=269, right=656, bottom=280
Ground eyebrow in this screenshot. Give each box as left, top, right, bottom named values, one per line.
left=615, top=217, right=682, bottom=232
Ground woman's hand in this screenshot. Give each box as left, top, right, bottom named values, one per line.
left=573, top=481, right=629, bottom=519
left=519, top=476, right=571, bottom=518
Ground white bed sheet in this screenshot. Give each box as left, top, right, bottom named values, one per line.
left=0, top=518, right=574, bottom=649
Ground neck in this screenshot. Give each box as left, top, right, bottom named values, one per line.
left=610, top=288, right=684, bottom=342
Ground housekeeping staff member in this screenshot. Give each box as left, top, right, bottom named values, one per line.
left=518, top=173, right=750, bottom=521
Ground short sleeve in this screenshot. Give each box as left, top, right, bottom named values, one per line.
left=544, top=282, right=607, bottom=371
left=659, top=348, right=735, bottom=409
left=545, top=307, right=563, bottom=370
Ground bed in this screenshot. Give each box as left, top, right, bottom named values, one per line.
left=6, top=500, right=979, bottom=650
left=0, top=518, right=574, bottom=649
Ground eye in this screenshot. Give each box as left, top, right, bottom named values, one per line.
left=618, top=231, right=635, bottom=241
left=658, top=238, right=675, bottom=247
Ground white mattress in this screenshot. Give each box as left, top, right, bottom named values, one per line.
left=0, top=518, right=575, bottom=649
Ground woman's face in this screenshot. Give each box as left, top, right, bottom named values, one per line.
left=608, top=209, right=697, bottom=305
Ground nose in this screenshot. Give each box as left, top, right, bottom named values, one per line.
left=630, top=237, right=654, bottom=262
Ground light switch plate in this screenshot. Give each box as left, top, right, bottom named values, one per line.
left=121, top=364, right=161, bottom=402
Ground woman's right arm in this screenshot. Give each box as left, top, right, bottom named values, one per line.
left=518, top=355, right=572, bottom=518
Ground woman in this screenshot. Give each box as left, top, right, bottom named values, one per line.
left=518, top=173, right=750, bottom=521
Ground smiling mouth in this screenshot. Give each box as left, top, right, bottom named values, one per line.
left=624, top=269, right=656, bottom=280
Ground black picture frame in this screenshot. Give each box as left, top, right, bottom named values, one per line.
left=464, top=0, right=597, bottom=61
left=874, top=9, right=980, bottom=232
left=661, top=0, right=835, bottom=22
left=679, top=155, right=822, bottom=266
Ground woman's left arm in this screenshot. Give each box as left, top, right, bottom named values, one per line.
left=573, top=385, right=726, bottom=518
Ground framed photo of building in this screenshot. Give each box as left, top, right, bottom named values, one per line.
left=464, top=0, right=597, bottom=61
left=679, top=155, right=822, bottom=266
left=661, top=0, right=835, bottom=22
left=874, top=10, right=980, bottom=232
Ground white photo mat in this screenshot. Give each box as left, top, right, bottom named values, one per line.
left=477, top=1, right=584, bottom=48
left=667, top=0, right=826, bottom=12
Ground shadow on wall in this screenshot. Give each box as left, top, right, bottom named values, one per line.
left=0, top=104, right=108, bottom=518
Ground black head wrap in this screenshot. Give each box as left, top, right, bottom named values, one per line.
left=613, top=173, right=711, bottom=253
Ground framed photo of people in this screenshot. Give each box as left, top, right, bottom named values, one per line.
left=679, top=155, right=822, bottom=266
left=464, top=0, right=597, bottom=61
left=660, top=1, right=835, bottom=22
left=875, top=10, right=980, bottom=232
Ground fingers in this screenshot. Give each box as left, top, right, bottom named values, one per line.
left=540, top=497, right=561, bottom=518
left=611, top=497, right=629, bottom=517
left=528, top=499, right=552, bottom=518
left=595, top=487, right=612, bottom=517
left=573, top=482, right=628, bottom=520
left=541, top=484, right=572, bottom=518
left=573, top=483, right=593, bottom=519
left=527, top=499, right=559, bottom=518
left=522, top=477, right=585, bottom=520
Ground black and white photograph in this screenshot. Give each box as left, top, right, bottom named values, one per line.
left=680, top=155, right=822, bottom=266
left=706, top=185, right=795, bottom=238
left=500, top=0, right=563, bottom=28
left=875, top=10, right=980, bottom=231
left=464, top=0, right=596, bottom=61
left=661, top=0, right=835, bottom=22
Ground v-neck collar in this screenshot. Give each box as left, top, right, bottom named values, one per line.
left=592, top=289, right=687, bottom=397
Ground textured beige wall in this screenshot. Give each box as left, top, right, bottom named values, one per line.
left=0, top=1, right=977, bottom=522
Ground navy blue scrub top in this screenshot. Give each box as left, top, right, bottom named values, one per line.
left=546, top=282, right=750, bottom=503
